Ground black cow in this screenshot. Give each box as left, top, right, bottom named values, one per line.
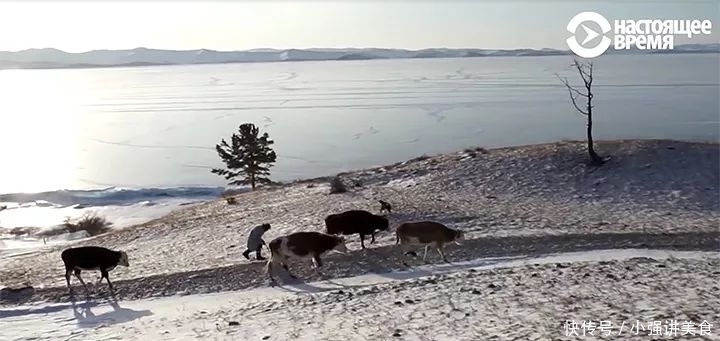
left=325, top=210, right=389, bottom=249
left=61, top=246, right=129, bottom=293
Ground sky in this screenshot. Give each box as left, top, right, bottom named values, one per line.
left=0, top=1, right=718, bottom=52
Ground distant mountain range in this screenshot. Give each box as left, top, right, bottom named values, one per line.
left=0, top=44, right=717, bottom=69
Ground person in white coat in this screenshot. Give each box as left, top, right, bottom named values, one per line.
left=243, top=223, right=271, bottom=260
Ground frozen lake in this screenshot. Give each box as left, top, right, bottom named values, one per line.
left=0, top=53, right=718, bottom=229
left=1, top=53, right=719, bottom=194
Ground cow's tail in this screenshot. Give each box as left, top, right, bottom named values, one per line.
left=395, top=224, right=405, bottom=245
left=268, top=239, right=279, bottom=257
left=266, top=257, right=273, bottom=276
left=266, top=239, right=280, bottom=280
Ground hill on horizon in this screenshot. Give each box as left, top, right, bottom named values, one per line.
left=0, top=44, right=717, bottom=69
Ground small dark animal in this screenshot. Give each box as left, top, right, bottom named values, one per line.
left=325, top=210, right=389, bottom=249
left=378, top=200, right=392, bottom=214
left=61, top=246, right=129, bottom=292
left=266, top=231, right=348, bottom=282
left=396, top=221, right=464, bottom=263
left=0, top=205, right=6, bottom=211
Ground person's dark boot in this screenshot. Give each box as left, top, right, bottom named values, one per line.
left=256, top=250, right=266, bottom=261
left=242, top=249, right=251, bottom=260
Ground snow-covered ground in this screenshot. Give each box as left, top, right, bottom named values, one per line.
left=0, top=232, right=90, bottom=257
left=0, top=140, right=718, bottom=291
left=0, top=140, right=717, bottom=340
left=1, top=249, right=718, bottom=341
left=0, top=187, right=221, bottom=255
left=0, top=187, right=222, bottom=230
left=0, top=198, right=199, bottom=231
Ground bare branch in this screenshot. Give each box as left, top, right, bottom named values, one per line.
left=556, top=72, right=589, bottom=116
left=573, top=59, right=591, bottom=87
left=567, top=83, right=589, bottom=98
left=585, top=65, right=593, bottom=85
left=556, top=74, right=589, bottom=98
left=568, top=89, right=589, bottom=115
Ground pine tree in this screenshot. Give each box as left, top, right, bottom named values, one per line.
left=211, top=123, right=277, bottom=190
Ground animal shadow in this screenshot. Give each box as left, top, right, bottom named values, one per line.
left=71, top=297, right=152, bottom=328
left=278, top=281, right=327, bottom=293
left=269, top=269, right=324, bottom=292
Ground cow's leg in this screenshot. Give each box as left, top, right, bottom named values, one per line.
left=73, top=269, right=88, bottom=289
left=101, top=269, right=114, bottom=292
left=282, top=263, right=297, bottom=279
left=370, top=232, right=376, bottom=244
left=65, top=270, right=73, bottom=291
left=436, top=243, right=448, bottom=263
left=422, top=245, right=430, bottom=263
left=359, top=234, right=366, bottom=249
left=312, top=254, right=323, bottom=268
left=312, top=254, right=327, bottom=278
left=402, top=242, right=418, bottom=258
left=403, top=242, right=418, bottom=258
left=283, top=256, right=296, bottom=277
left=399, top=244, right=415, bottom=268
left=266, top=260, right=275, bottom=283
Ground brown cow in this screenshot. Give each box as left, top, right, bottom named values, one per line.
left=395, top=221, right=464, bottom=263
left=266, top=231, right=348, bottom=283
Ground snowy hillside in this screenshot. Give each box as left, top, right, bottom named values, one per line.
left=0, top=140, right=718, bottom=340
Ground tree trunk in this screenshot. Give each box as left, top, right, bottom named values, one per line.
left=586, top=109, right=603, bottom=166
left=250, top=174, right=256, bottom=190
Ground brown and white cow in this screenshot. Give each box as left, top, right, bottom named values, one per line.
left=266, top=231, right=348, bottom=283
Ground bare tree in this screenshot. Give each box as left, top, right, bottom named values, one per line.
left=557, top=59, right=605, bottom=166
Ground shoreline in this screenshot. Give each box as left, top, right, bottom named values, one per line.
left=2, top=138, right=715, bottom=195
left=2, top=138, right=716, bottom=233
left=0, top=138, right=718, bottom=306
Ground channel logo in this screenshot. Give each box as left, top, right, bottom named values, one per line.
left=566, top=11, right=613, bottom=58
